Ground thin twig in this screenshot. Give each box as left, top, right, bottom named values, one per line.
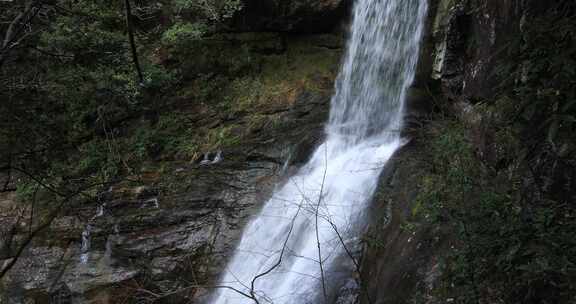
left=326, top=220, right=373, bottom=304
left=315, top=143, right=329, bottom=303
left=0, top=196, right=68, bottom=278
left=249, top=200, right=304, bottom=303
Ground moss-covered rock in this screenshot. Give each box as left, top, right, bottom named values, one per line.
left=0, top=29, right=343, bottom=303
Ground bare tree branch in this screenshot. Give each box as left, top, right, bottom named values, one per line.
left=326, top=219, right=373, bottom=304
left=0, top=0, right=43, bottom=69
left=315, top=143, right=329, bottom=303
left=0, top=166, right=118, bottom=279
left=248, top=200, right=304, bottom=304
left=0, top=196, right=68, bottom=278
left=2, top=1, right=32, bottom=49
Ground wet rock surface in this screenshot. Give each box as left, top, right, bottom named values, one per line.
left=359, top=142, right=449, bottom=304
left=4, top=1, right=561, bottom=303
left=0, top=0, right=350, bottom=299
left=432, top=0, right=538, bottom=101
left=358, top=1, right=564, bottom=303
left=0, top=65, right=335, bottom=304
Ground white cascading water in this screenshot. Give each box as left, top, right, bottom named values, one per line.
left=80, top=202, right=106, bottom=264
left=210, top=0, right=427, bottom=303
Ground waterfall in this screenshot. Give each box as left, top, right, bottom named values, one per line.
left=80, top=202, right=106, bottom=264
left=209, top=0, right=427, bottom=303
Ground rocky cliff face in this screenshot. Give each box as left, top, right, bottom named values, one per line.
left=360, top=1, right=575, bottom=303
left=433, top=0, right=528, bottom=100
left=0, top=2, right=346, bottom=303
left=0, top=57, right=338, bottom=304
left=2, top=0, right=573, bottom=303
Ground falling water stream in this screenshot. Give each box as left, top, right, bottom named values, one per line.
left=210, top=0, right=427, bottom=303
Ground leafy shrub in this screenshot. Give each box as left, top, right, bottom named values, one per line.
left=162, top=22, right=209, bottom=46
left=173, top=0, right=243, bottom=21
left=416, top=115, right=576, bottom=303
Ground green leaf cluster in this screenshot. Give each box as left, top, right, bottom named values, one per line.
left=416, top=113, right=576, bottom=303
left=0, top=0, right=178, bottom=200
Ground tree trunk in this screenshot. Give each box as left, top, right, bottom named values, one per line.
left=124, top=0, right=144, bottom=84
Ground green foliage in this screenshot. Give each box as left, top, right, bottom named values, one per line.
left=162, top=22, right=209, bottom=46
left=131, top=114, right=193, bottom=160
left=415, top=122, right=477, bottom=222
left=361, top=232, right=387, bottom=249
left=129, top=112, right=241, bottom=163
left=418, top=5, right=576, bottom=302
left=162, top=0, right=245, bottom=54
left=416, top=115, right=576, bottom=303
left=399, top=221, right=417, bottom=233
left=77, top=140, right=117, bottom=176
left=173, top=0, right=243, bottom=21
left=15, top=179, right=39, bottom=203
left=0, top=0, right=180, bottom=204
left=225, top=76, right=263, bottom=111
left=38, top=2, right=125, bottom=64
left=142, top=63, right=179, bottom=90
left=494, top=2, right=576, bottom=149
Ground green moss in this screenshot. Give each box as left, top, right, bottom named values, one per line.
left=58, top=32, right=343, bottom=202
left=260, top=38, right=341, bottom=91
left=414, top=104, right=576, bottom=303
left=169, top=33, right=340, bottom=148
